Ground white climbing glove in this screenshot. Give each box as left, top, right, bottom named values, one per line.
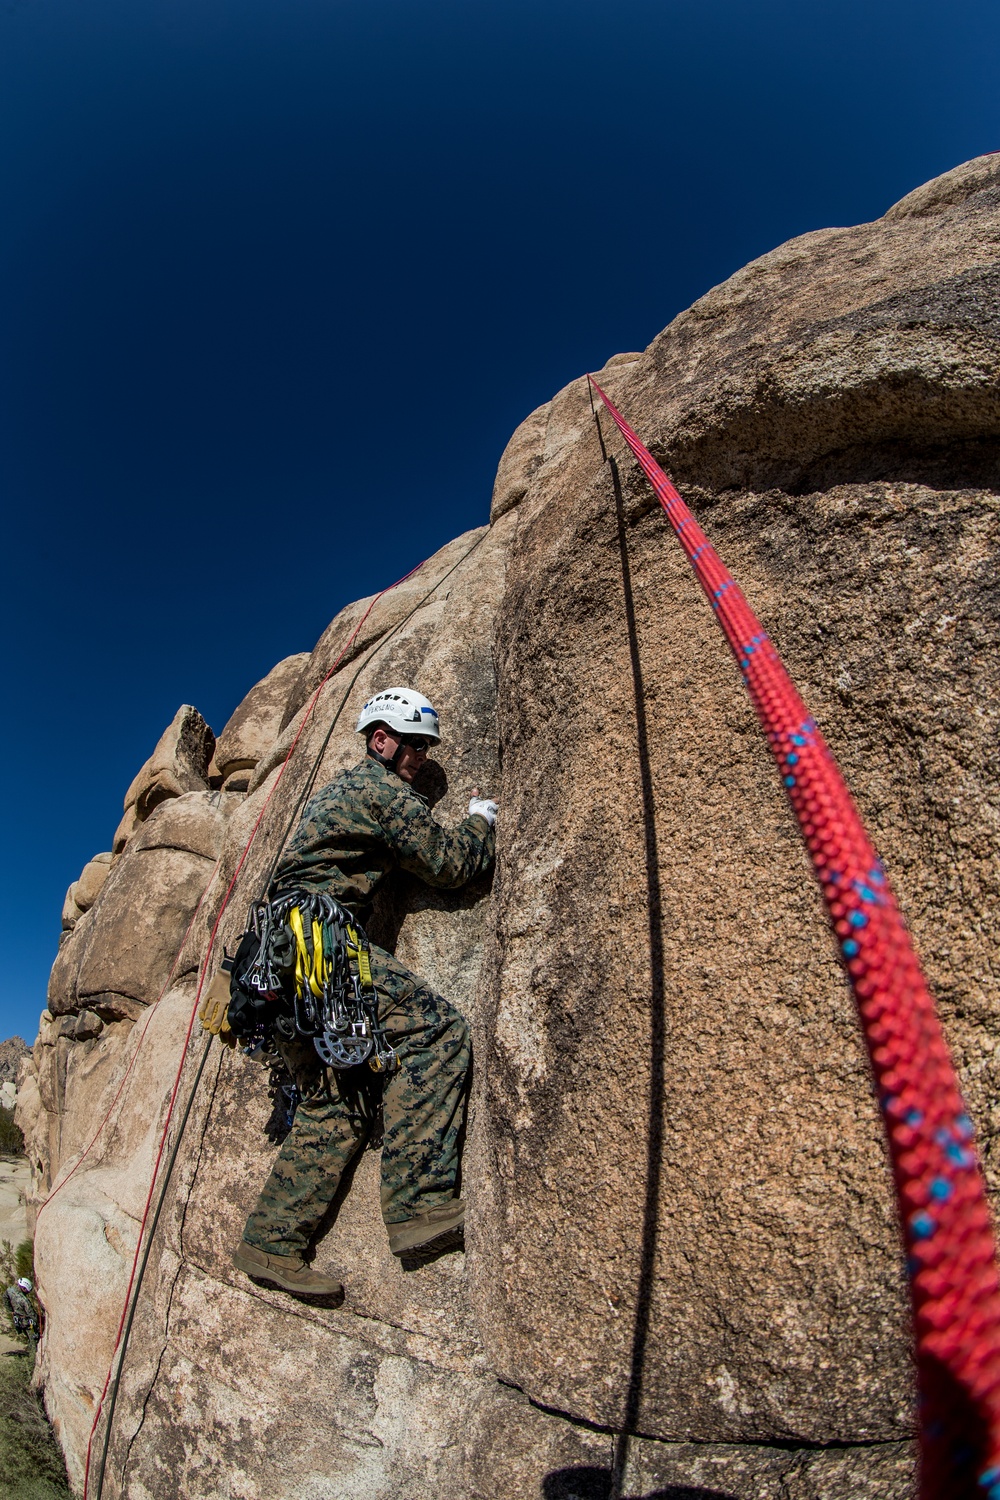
left=468, top=796, right=498, bottom=828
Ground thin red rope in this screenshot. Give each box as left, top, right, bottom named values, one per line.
left=79, top=560, right=425, bottom=1499
left=589, top=375, right=1000, bottom=1500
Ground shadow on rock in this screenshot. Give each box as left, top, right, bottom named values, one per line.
left=542, top=1470, right=737, bottom=1500
left=412, top=758, right=448, bottom=806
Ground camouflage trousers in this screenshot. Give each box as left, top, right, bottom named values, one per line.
left=242, top=943, right=470, bottom=1256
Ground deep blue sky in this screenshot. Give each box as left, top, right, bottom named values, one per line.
left=1, top=0, right=997, bottom=1043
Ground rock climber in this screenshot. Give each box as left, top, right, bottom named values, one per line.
left=231, top=686, right=497, bottom=1304
left=5, top=1277, right=39, bottom=1350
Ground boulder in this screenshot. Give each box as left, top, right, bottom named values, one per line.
left=278, top=527, right=494, bottom=730
left=213, top=653, right=310, bottom=785
left=47, top=912, right=93, bottom=1013
left=69, top=852, right=113, bottom=913
left=0, top=1036, right=29, bottom=1085
left=60, top=885, right=84, bottom=932
left=490, top=400, right=549, bottom=520
left=121, top=705, right=215, bottom=826
left=47, top=793, right=227, bottom=1017
left=14, top=1065, right=47, bottom=1193
left=111, top=804, right=140, bottom=858
left=489, top=354, right=646, bottom=524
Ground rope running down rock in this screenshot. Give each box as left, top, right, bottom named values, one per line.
left=588, top=373, right=1000, bottom=1500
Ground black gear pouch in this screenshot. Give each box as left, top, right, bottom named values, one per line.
left=227, top=929, right=282, bottom=1041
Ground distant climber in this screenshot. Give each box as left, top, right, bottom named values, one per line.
left=5, top=1277, right=39, bottom=1350
left=229, top=686, right=497, bottom=1303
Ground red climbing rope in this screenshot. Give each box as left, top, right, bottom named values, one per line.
left=588, top=375, right=1000, bottom=1500
left=79, top=559, right=427, bottom=1500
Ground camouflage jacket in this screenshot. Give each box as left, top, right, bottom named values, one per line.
left=5, top=1285, right=36, bottom=1325
left=271, top=755, right=495, bottom=915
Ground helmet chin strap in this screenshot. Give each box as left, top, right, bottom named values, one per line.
left=367, top=735, right=404, bottom=774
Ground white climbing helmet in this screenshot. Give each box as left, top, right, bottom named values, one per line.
left=17, top=1278, right=32, bottom=1292
left=356, top=687, right=440, bottom=743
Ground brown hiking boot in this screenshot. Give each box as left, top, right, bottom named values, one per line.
left=231, top=1241, right=344, bottom=1306
left=387, top=1199, right=465, bottom=1259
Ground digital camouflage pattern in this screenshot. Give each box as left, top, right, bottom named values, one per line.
left=5, top=1283, right=38, bottom=1333
left=272, top=756, right=495, bottom=917
left=243, top=754, right=493, bottom=1252
left=243, top=943, right=470, bottom=1252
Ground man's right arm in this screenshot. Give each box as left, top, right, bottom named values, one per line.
left=376, top=784, right=495, bottom=889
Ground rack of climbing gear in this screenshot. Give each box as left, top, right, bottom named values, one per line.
left=588, top=373, right=1000, bottom=1500
left=228, top=890, right=398, bottom=1074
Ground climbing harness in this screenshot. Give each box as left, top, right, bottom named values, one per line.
left=228, top=891, right=397, bottom=1073
left=588, top=375, right=1000, bottom=1500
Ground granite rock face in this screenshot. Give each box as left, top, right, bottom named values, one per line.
left=471, top=150, right=1000, bottom=1448
left=113, top=704, right=215, bottom=856
left=0, top=1035, right=29, bottom=1087
left=18, top=156, right=1000, bottom=1499
left=47, top=792, right=229, bottom=1028
left=60, top=853, right=113, bottom=932
left=211, top=652, right=310, bottom=790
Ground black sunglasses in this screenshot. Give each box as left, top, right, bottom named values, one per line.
left=398, top=734, right=432, bottom=752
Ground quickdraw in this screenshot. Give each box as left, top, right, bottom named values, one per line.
left=230, top=891, right=397, bottom=1074
left=262, top=1059, right=302, bottom=1145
